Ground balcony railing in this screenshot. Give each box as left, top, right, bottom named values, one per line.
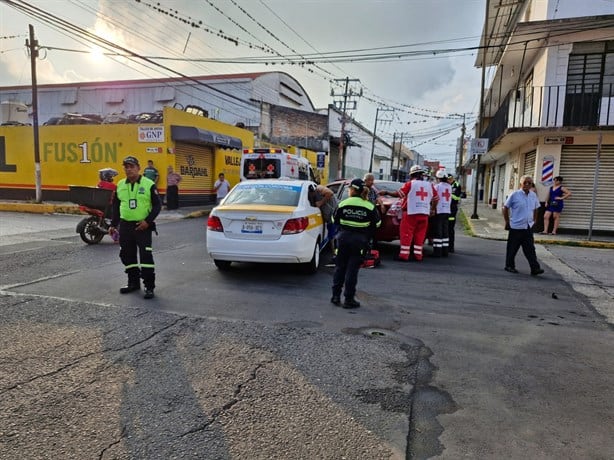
left=482, top=83, right=614, bottom=147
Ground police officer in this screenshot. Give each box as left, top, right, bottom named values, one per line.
left=447, top=174, right=462, bottom=253
left=109, top=156, right=161, bottom=299
left=331, top=178, right=381, bottom=309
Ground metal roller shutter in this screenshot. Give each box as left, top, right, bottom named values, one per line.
left=175, top=142, right=215, bottom=205
left=523, top=150, right=536, bottom=177
left=559, top=145, right=614, bottom=232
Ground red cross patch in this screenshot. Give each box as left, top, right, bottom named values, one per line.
left=415, top=187, right=428, bottom=201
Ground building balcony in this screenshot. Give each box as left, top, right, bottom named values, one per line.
left=482, top=83, right=614, bottom=151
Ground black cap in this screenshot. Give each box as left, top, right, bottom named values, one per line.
left=122, top=156, right=140, bottom=166
left=350, top=178, right=365, bottom=192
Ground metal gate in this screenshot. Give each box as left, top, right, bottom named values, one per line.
left=559, top=144, right=614, bottom=232
left=522, top=150, right=536, bottom=178
left=174, top=142, right=215, bottom=205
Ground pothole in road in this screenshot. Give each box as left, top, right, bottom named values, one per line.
left=342, top=327, right=407, bottom=341
left=346, top=331, right=458, bottom=459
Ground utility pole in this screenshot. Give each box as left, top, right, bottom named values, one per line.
left=27, top=24, right=42, bottom=203
left=389, top=132, right=396, bottom=179
left=331, top=78, right=361, bottom=179
left=456, top=113, right=466, bottom=178
left=472, top=0, right=490, bottom=220
left=396, top=132, right=404, bottom=181
left=369, top=107, right=393, bottom=174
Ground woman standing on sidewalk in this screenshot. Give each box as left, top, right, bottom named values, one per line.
left=165, top=166, right=182, bottom=210
left=542, top=176, right=571, bottom=235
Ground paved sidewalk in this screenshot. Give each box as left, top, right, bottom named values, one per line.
left=460, top=198, right=614, bottom=249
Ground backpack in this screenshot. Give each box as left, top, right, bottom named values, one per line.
left=360, top=249, right=381, bottom=269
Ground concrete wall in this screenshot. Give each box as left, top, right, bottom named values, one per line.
left=526, top=0, right=614, bottom=21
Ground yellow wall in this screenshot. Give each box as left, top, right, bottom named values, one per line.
left=164, top=107, right=251, bottom=189
left=0, top=124, right=141, bottom=191
left=0, top=107, right=255, bottom=198
left=0, top=107, right=329, bottom=200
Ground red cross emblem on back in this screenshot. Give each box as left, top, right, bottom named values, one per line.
left=442, top=189, right=451, bottom=201
left=415, top=187, right=429, bottom=201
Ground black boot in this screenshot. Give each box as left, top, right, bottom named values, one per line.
left=120, top=283, right=140, bottom=294
left=343, top=298, right=360, bottom=309
left=144, top=288, right=155, bottom=299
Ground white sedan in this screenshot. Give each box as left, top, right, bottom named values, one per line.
left=206, top=179, right=332, bottom=273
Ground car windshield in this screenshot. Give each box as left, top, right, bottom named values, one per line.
left=224, top=183, right=302, bottom=206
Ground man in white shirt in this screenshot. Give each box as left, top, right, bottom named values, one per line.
left=214, top=173, right=231, bottom=205
left=502, top=175, right=544, bottom=276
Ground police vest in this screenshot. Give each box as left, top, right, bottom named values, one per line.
left=435, top=182, right=452, bottom=214
left=407, top=180, right=434, bottom=215
left=116, top=176, right=155, bottom=221
left=336, top=196, right=380, bottom=233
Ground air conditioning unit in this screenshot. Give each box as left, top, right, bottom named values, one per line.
left=1, top=101, right=29, bottom=125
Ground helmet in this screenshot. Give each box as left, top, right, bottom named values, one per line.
left=435, top=170, right=447, bottom=179
left=350, top=178, right=365, bottom=192
left=409, top=165, right=424, bottom=176
left=98, top=168, right=118, bottom=182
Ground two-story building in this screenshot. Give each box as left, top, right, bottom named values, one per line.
left=474, top=0, right=614, bottom=234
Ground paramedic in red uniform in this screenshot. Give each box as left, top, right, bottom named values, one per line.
left=433, top=170, right=452, bottom=257
left=394, top=165, right=438, bottom=262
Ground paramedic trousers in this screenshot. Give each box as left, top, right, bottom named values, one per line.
left=332, top=231, right=368, bottom=300
left=432, top=213, right=450, bottom=257
left=119, top=220, right=155, bottom=290
left=398, top=213, right=429, bottom=261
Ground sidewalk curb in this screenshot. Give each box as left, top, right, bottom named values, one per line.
left=0, top=202, right=82, bottom=215
left=0, top=202, right=212, bottom=219
left=460, top=209, right=614, bottom=250
left=183, top=210, right=210, bottom=218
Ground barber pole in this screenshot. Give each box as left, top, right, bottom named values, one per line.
left=541, top=155, right=554, bottom=185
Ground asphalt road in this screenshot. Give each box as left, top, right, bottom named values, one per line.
left=0, top=212, right=612, bottom=459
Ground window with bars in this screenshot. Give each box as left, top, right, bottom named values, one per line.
left=564, top=41, right=614, bottom=126
left=566, top=41, right=614, bottom=96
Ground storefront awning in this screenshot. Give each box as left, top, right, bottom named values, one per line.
left=171, top=125, right=242, bottom=150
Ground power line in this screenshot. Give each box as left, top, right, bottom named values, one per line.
left=3, top=0, right=260, bottom=116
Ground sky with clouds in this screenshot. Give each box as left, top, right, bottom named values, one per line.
left=0, top=0, right=488, bottom=169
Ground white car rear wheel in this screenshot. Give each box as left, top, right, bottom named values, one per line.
left=302, top=241, right=320, bottom=274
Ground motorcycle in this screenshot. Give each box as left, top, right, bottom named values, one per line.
left=69, top=185, right=118, bottom=244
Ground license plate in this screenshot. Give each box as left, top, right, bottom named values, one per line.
left=241, top=221, right=263, bottom=233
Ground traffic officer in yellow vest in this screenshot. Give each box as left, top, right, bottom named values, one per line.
left=331, top=178, right=381, bottom=309
left=109, top=156, right=162, bottom=299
